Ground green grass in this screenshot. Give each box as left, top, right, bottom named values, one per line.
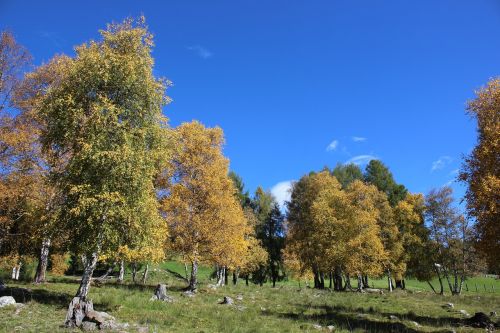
left=1, top=263, right=499, bottom=332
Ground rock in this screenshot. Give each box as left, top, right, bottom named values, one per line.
left=0, top=296, right=16, bottom=308
left=443, top=303, right=454, bottom=309
left=236, top=294, right=243, bottom=301
left=411, top=321, right=420, bottom=327
left=464, top=312, right=495, bottom=329
left=220, top=296, right=234, bottom=305
left=364, top=288, right=382, bottom=294
left=312, top=324, right=322, bottom=330
left=150, top=284, right=174, bottom=302
left=182, top=290, right=196, bottom=298
left=389, top=315, right=399, bottom=320
left=327, top=325, right=335, bottom=331
left=458, top=309, right=469, bottom=316
left=81, top=321, right=98, bottom=331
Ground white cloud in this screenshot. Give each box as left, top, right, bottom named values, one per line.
left=346, top=154, right=377, bottom=165
left=271, top=180, right=293, bottom=210
left=352, top=136, right=366, bottom=142
left=326, top=140, right=339, bottom=152
left=187, top=45, right=213, bottom=59
left=431, top=156, right=452, bottom=172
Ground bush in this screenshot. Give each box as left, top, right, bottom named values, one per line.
left=50, top=253, right=70, bottom=276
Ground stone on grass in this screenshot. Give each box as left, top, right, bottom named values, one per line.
left=411, top=321, right=420, bottom=327
left=458, top=309, right=469, bottom=316
left=364, top=288, right=383, bottom=295
left=150, top=284, right=174, bottom=302
left=220, top=296, right=234, bottom=305
left=312, top=324, right=322, bottom=330
left=442, top=303, right=454, bottom=309
left=327, top=325, right=335, bottom=331
left=389, top=315, right=399, bottom=320
left=0, top=296, right=16, bottom=308
left=182, top=290, right=196, bottom=298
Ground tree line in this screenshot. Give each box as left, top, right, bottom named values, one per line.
left=0, top=17, right=498, bottom=325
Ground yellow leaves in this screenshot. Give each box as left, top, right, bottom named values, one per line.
left=162, top=121, right=248, bottom=268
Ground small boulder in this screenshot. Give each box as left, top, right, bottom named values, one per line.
left=182, top=290, right=196, bottom=298
left=81, top=321, right=97, bottom=331
left=220, top=296, right=234, bottom=305
left=443, top=303, right=454, bottom=309
left=150, top=284, right=174, bottom=302
left=312, top=324, right=322, bottom=330
left=0, top=296, right=16, bottom=308
left=411, top=321, right=420, bottom=327
left=458, top=309, right=469, bottom=317
left=389, top=315, right=399, bottom=320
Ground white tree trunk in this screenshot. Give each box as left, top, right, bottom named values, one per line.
left=141, top=264, right=149, bottom=284
left=387, top=269, right=393, bottom=292
left=34, top=238, right=51, bottom=283
left=76, top=252, right=98, bottom=299
left=118, top=260, right=125, bottom=283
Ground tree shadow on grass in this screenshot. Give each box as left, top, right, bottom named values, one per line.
left=265, top=303, right=462, bottom=333
left=0, top=287, right=72, bottom=309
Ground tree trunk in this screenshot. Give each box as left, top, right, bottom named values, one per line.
left=344, top=274, right=352, bottom=291
left=132, top=262, right=137, bottom=283
left=117, top=260, right=125, bottom=283
left=357, top=274, right=364, bottom=291
left=233, top=270, right=238, bottom=285
left=427, top=280, right=438, bottom=294
left=363, top=274, right=369, bottom=287
left=245, top=275, right=249, bottom=286
left=184, top=262, right=189, bottom=280
left=76, top=252, right=98, bottom=299
left=189, top=260, right=198, bottom=291
left=224, top=266, right=228, bottom=286
left=434, top=265, right=444, bottom=295
left=141, top=264, right=149, bottom=284
left=34, top=238, right=51, bottom=284
left=387, top=270, right=393, bottom=292
left=442, top=266, right=454, bottom=294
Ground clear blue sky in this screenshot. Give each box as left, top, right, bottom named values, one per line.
left=2, top=0, right=499, bottom=209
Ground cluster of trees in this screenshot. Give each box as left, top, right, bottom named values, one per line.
left=0, top=18, right=286, bottom=306
left=0, top=16, right=497, bottom=320
left=284, top=161, right=488, bottom=295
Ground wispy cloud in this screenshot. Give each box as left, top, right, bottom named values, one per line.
left=449, top=169, right=459, bottom=176
left=346, top=154, right=377, bottom=165
left=352, top=136, right=366, bottom=142
left=271, top=180, right=293, bottom=210
left=431, top=156, right=452, bottom=172
left=187, top=45, right=213, bottom=59
left=326, top=140, right=339, bottom=152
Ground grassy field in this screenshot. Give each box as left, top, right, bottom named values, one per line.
left=1, top=262, right=499, bottom=332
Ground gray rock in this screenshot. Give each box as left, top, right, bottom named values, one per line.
left=0, top=296, right=16, bottom=308
left=327, top=325, right=335, bottom=331
left=411, top=321, right=420, bottom=327
left=389, top=315, right=399, bottom=320
left=458, top=309, right=469, bottom=316
left=81, top=321, right=98, bottom=331
left=312, top=324, right=322, bottom=330
left=220, top=296, right=234, bottom=305
left=182, top=290, right=196, bottom=298
left=443, top=303, right=454, bottom=309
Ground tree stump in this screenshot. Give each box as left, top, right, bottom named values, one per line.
left=65, top=297, right=94, bottom=328
left=150, top=284, right=173, bottom=302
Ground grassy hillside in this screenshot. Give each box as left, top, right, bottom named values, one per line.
left=0, top=262, right=498, bottom=332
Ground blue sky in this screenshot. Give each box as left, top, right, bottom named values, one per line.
left=2, top=0, right=499, bottom=209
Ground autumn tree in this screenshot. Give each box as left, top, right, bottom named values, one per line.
left=37, top=18, right=170, bottom=321
left=162, top=121, right=248, bottom=291
left=460, top=78, right=500, bottom=273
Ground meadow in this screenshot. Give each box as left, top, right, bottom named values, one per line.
left=1, top=262, right=499, bottom=333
